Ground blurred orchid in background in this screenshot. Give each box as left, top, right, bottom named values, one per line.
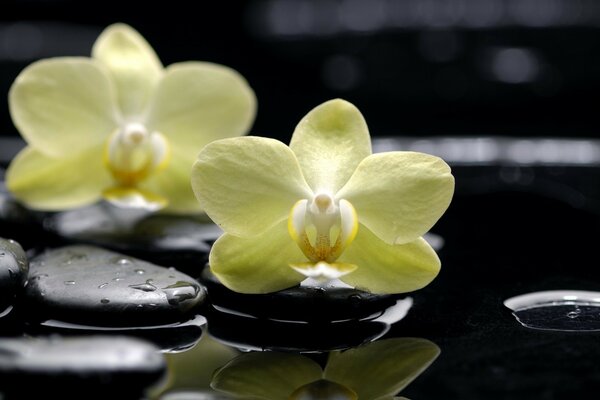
left=7, top=23, right=256, bottom=213
left=192, top=99, right=454, bottom=294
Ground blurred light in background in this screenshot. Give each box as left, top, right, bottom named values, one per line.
left=373, top=138, right=600, bottom=165
left=248, top=0, right=600, bottom=38
left=0, top=22, right=98, bottom=61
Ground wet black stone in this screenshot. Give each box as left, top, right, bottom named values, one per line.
left=23, top=245, right=206, bottom=327
left=0, top=238, right=28, bottom=313
left=206, top=305, right=389, bottom=352
left=43, top=203, right=220, bottom=273
left=200, top=267, right=399, bottom=322
left=0, top=336, right=166, bottom=398
left=26, top=314, right=207, bottom=353
left=0, top=183, right=48, bottom=249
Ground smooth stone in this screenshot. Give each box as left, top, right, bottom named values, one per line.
left=27, top=314, right=207, bottom=353
left=0, top=183, right=47, bottom=249
left=23, top=245, right=206, bottom=327
left=206, top=306, right=389, bottom=353
left=43, top=202, right=220, bottom=272
left=0, top=238, right=28, bottom=313
left=199, top=267, right=399, bottom=322
left=0, top=336, right=166, bottom=398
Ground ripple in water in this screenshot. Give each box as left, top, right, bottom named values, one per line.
left=504, top=290, right=600, bottom=332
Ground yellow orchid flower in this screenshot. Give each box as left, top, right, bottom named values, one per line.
left=211, top=338, right=440, bottom=399
left=6, top=23, right=256, bottom=213
left=191, top=99, right=454, bottom=294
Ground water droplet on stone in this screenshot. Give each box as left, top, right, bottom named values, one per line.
left=64, top=281, right=75, bottom=285
left=129, top=280, right=157, bottom=292
left=505, top=290, right=600, bottom=332
left=134, top=269, right=145, bottom=275
left=98, top=283, right=108, bottom=289
left=163, top=281, right=200, bottom=306
left=112, top=277, right=123, bottom=282
left=100, top=298, right=110, bottom=304
left=116, top=258, right=132, bottom=265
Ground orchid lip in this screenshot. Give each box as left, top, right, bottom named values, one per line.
left=288, top=192, right=359, bottom=278
left=104, top=122, right=169, bottom=187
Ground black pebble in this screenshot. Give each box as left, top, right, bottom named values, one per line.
left=24, top=245, right=206, bottom=327
left=0, top=336, right=166, bottom=399
left=0, top=237, right=28, bottom=314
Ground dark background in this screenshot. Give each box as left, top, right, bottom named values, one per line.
left=1, top=0, right=600, bottom=142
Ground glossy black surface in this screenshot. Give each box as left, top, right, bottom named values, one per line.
left=1, top=137, right=600, bottom=398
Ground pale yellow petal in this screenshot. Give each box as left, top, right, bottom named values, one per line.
left=139, top=147, right=200, bottom=214
left=336, top=152, right=454, bottom=245
left=92, top=23, right=163, bottom=116
left=6, top=145, right=111, bottom=211
left=147, top=62, right=256, bottom=159
left=9, top=58, right=118, bottom=157
left=212, top=352, right=322, bottom=399
left=192, top=136, right=312, bottom=237
left=290, top=99, right=371, bottom=193
left=338, top=225, right=441, bottom=294
left=209, top=220, right=306, bottom=294
left=324, top=338, right=440, bottom=400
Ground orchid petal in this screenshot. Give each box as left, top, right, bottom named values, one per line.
left=147, top=62, right=256, bottom=159
left=211, top=352, right=322, bottom=399
left=324, top=338, right=440, bottom=399
left=192, top=137, right=312, bottom=237
left=338, top=225, right=440, bottom=294
left=209, top=220, right=306, bottom=294
left=6, top=145, right=110, bottom=210
left=139, top=148, right=200, bottom=214
left=337, top=152, right=454, bottom=245
left=9, top=58, right=118, bottom=157
left=92, top=23, right=163, bottom=116
left=290, top=99, right=371, bottom=193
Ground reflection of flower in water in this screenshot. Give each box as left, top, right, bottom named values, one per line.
left=211, top=338, right=440, bottom=399
left=7, top=23, right=255, bottom=213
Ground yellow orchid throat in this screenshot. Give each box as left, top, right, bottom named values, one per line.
left=288, top=193, right=359, bottom=280
left=104, top=122, right=170, bottom=187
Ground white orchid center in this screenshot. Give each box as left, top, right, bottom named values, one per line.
left=288, top=192, right=359, bottom=280
left=105, top=122, right=169, bottom=186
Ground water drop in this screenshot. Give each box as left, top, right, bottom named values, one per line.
left=163, top=281, right=200, bottom=306
left=505, top=290, right=600, bottom=332
left=98, top=283, right=109, bottom=289
left=64, top=280, right=76, bottom=285
left=100, top=298, right=110, bottom=304
left=148, top=303, right=158, bottom=307
left=134, top=269, right=145, bottom=275
left=112, top=277, right=123, bottom=282
left=116, top=258, right=132, bottom=265
left=7, top=239, right=15, bottom=244
left=129, top=279, right=157, bottom=292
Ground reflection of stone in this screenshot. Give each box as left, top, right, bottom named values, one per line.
left=211, top=338, right=440, bottom=399
left=205, top=296, right=412, bottom=353
left=0, top=238, right=28, bottom=315
left=0, top=336, right=166, bottom=397
left=43, top=202, right=220, bottom=272
left=23, top=245, right=206, bottom=327
left=199, top=267, right=400, bottom=323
